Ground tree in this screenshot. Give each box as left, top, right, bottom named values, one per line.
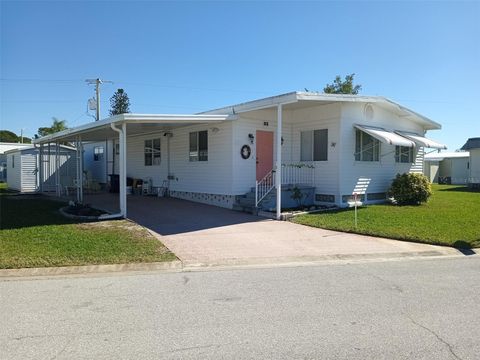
left=37, top=117, right=68, bottom=137
left=323, top=73, right=362, bottom=95
left=0, top=130, right=20, bottom=143
left=109, top=88, right=131, bottom=116
left=0, top=130, right=31, bottom=143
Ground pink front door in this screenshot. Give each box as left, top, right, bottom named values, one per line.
left=256, top=130, right=274, bottom=181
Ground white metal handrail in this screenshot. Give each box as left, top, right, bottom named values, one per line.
left=255, top=163, right=315, bottom=207
left=255, top=170, right=276, bottom=207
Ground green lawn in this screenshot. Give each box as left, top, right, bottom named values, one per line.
left=293, top=185, right=480, bottom=248
left=0, top=184, right=176, bottom=269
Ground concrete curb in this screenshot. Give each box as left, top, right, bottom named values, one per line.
left=181, top=249, right=475, bottom=269
left=0, top=260, right=183, bottom=278
left=1, top=250, right=476, bottom=279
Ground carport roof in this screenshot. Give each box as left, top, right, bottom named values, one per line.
left=33, top=113, right=236, bottom=143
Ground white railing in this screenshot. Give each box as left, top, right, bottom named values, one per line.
left=255, top=170, right=276, bottom=207
left=255, top=163, right=315, bottom=207
left=281, top=162, right=315, bottom=185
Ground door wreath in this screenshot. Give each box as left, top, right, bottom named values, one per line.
left=240, top=145, right=251, bottom=159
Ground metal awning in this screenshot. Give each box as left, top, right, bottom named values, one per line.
left=395, top=131, right=447, bottom=149
left=354, top=125, right=415, bottom=147
left=33, top=113, right=236, bottom=143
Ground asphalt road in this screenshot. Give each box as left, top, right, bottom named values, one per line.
left=1, top=256, right=479, bottom=360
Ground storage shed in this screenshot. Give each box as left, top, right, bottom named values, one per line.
left=0, top=142, right=32, bottom=182
left=461, top=137, right=480, bottom=188
left=424, top=151, right=470, bottom=185
left=6, top=144, right=76, bottom=193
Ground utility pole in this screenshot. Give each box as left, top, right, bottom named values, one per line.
left=86, top=78, right=113, bottom=121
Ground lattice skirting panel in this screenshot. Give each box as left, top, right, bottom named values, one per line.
left=169, top=190, right=236, bottom=209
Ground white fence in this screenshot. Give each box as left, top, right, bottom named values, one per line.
left=281, top=162, right=315, bottom=185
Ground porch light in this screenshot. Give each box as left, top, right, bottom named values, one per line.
left=163, top=132, right=173, bottom=137
left=248, top=133, right=255, bottom=144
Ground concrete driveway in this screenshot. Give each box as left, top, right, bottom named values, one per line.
left=86, top=194, right=460, bottom=266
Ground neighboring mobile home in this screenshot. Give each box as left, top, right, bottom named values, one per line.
left=424, top=151, right=470, bottom=184
left=6, top=144, right=76, bottom=193
left=34, top=92, right=446, bottom=219
left=461, top=137, right=480, bottom=188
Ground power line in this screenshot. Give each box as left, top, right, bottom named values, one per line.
left=0, top=77, right=273, bottom=95
left=0, top=78, right=83, bottom=83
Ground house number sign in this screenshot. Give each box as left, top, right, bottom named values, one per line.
left=240, top=145, right=251, bottom=159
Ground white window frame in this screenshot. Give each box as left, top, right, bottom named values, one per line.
left=355, top=129, right=380, bottom=162
left=300, top=129, right=328, bottom=161
left=93, top=146, right=104, bottom=161
left=395, top=146, right=414, bottom=163
left=189, top=130, right=208, bottom=162
left=144, top=138, right=161, bottom=166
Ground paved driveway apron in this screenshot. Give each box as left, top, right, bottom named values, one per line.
left=120, top=196, right=458, bottom=266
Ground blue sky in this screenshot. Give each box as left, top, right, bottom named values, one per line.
left=1, top=0, right=479, bottom=150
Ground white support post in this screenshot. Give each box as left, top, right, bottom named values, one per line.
left=75, top=138, right=80, bottom=202
left=55, top=141, right=60, bottom=196
left=120, top=122, right=127, bottom=217
left=79, top=138, right=83, bottom=203
left=39, top=143, right=44, bottom=192
left=47, top=142, right=51, bottom=192
left=108, top=122, right=127, bottom=219
left=276, top=104, right=283, bottom=220
left=105, top=138, right=108, bottom=185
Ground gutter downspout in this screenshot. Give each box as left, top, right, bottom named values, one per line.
left=100, top=122, right=126, bottom=219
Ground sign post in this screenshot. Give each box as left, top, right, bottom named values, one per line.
left=353, top=192, right=358, bottom=229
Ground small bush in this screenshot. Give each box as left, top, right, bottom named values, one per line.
left=389, top=173, right=432, bottom=205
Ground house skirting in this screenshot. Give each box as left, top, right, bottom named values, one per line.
left=168, top=190, right=236, bottom=209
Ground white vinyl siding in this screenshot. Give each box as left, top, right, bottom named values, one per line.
left=339, top=102, right=427, bottom=204
left=122, top=122, right=233, bottom=196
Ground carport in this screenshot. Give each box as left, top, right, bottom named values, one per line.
left=33, top=113, right=235, bottom=219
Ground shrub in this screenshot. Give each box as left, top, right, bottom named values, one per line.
left=388, top=173, right=432, bottom=205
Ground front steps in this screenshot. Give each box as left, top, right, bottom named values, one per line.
left=233, top=188, right=258, bottom=214
left=233, top=187, right=276, bottom=214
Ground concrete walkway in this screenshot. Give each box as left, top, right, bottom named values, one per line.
left=86, top=194, right=461, bottom=266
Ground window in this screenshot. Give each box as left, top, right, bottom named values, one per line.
left=189, top=130, right=208, bottom=161
left=355, top=129, right=380, bottom=161
left=11, top=155, right=14, bottom=168
left=145, top=139, right=161, bottom=166
left=395, top=146, right=414, bottom=163
left=300, top=129, right=328, bottom=161
left=93, top=146, right=104, bottom=161
left=115, top=143, right=119, bottom=155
